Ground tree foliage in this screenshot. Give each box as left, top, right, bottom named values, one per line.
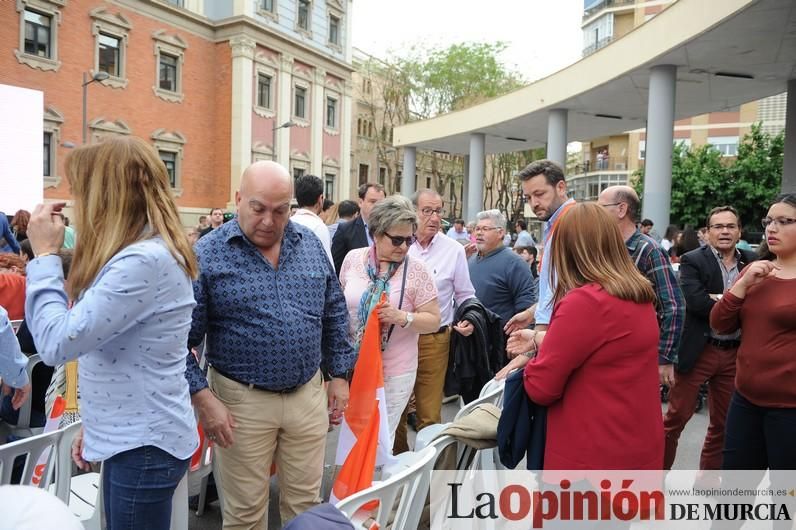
left=633, top=124, right=783, bottom=230
left=361, top=42, right=524, bottom=217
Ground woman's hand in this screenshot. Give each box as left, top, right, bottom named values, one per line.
left=71, top=427, right=91, bottom=472
left=730, top=261, right=779, bottom=298
left=28, top=202, right=67, bottom=256
left=506, top=329, right=536, bottom=358
left=495, top=354, right=529, bottom=380
left=377, top=302, right=407, bottom=327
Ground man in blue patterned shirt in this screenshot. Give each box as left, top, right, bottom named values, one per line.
left=185, top=161, right=355, bottom=529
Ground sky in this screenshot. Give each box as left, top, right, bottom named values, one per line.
left=351, top=0, right=584, bottom=84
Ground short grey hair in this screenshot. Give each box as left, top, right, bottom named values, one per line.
left=475, top=209, right=506, bottom=231
left=368, top=195, right=418, bottom=238
left=411, top=188, right=443, bottom=207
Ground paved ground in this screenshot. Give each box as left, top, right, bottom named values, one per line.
left=189, top=401, right=710, bottom=530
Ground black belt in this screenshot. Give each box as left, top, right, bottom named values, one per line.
left=708, top=337, right=740, bottom=350
left=431, top=325, right=450, bottom=334
left=212, top=365, right=300, bottom=394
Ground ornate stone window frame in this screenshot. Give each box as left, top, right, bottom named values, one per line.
left=290, top=151, right=311, bottom=178
left=252, top=141, right=275, bottom=162
left=295, top=0, right=312, bottom=37
left=89, top=118, right=131, bottom=144
left=253, top=52, right=278, bottom=118
left=326, top=2, right=343, bottom=54
left=15, top=0, right=65, bottom=72
left=43, top=106, right=64, bottom=188
left=256, top=0, right=277, bottom=22
left=152, top=30, right=187, bottom=103
left=292, top=79, right=311, bottom=127
left=89, top=7, right=132, bottom=89
left=324, top=91, right=340, bottom=135
left=151, top=128, right=186, bottom=196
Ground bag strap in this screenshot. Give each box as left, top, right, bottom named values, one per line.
left=386, top=256, right=409, bottom=344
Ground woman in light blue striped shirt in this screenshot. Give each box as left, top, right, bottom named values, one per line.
left=26, top=137, right=199, bottom=530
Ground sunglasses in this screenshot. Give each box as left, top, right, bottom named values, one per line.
left=383, top=232, right=416, bottom=247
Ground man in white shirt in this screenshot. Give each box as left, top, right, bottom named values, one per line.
left=290, top=174, right=334, bottom=268
left=393, top=189, right=476, bottom=453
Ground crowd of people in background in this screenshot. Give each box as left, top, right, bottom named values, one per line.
left=1, top=143, right=795, bottom=529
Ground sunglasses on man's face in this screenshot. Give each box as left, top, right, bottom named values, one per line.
left=384, top=232, right=416, bottom=247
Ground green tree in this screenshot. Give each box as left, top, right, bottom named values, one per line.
left=633, top=124, right=783, bottom=229
left=724, top=123, right=784, bottom=230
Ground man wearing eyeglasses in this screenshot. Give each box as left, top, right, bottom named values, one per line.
left=663, top=205, right=756, bottom=478
left=468, top=209, right=536, bottom=329
left=392, top=189, right=477, bottom=454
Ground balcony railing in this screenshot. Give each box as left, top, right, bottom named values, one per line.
left=572, top=156, right=630, bottom=175
left=582, top=36, right=614, bottom=56
left=583, top=0, right=637, bottom=21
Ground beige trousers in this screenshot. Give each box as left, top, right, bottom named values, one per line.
left=209, top=368, right=328, bottom=530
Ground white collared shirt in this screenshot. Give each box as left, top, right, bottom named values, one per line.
left=291, top=208, right=334, bottom=269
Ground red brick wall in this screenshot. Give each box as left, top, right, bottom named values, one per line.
left=0, top=0, right=230, bottom=209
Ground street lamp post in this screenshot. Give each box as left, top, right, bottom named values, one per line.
left=271, top=120, right=295, bottom=164
left=82, top=71, right=109, bottom=144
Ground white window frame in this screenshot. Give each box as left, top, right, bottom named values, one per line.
left=296, top=0, right=312, bottom=35
left=293, top=82, right=310, bottom=123
left=638, top=140, right=646, bottom=160
left=152, top=30, right=187, bottom=103
left=708, top=136, right=739, bottom=157
left=88, top=118, right=131, bottom=144
left=43, top=106, right=63, bottom=188
left=252, top=141, right=275, bottom=162
left=327, top=11, right=342, bottom=52
left=15, top=0, right=64, bottom=72
left=90, top=7, right=132, bottom=89
left=291, top=152, right=311, bottom=183
left=325, top=93, right=339, bottom=133
left=151, top=128, right=186, bottom=196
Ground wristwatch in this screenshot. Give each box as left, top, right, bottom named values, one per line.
left=402, top=312, right=415, bottom=328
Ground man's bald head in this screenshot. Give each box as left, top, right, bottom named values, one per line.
left=240, top=161, right=291, bottom=197
left=600, top=185, right=641, bottom=223
left=236, top=161, right=293, bottom=250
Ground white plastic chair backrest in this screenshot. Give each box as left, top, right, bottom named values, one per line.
left=10, top=320, right=23, bottom=333
left=14, top=354, right=44, bottom=432
left=453, top=384, right=503, bottom=422
left=53, top=422, right=83, bottom=502
left=0, top=426, right=62, bottom=490
left=335, top=445, right=437, bottom=529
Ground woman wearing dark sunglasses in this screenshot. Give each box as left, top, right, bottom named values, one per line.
left=338, top=195, right=440, bottom=445
left=710, top=193, right=796, bottom=471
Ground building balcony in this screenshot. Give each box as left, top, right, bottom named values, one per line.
left=582, top=36, right=615, bottom=56
left=572, top=155, right=629, bottom=175
left=582, top=0, right=636, bottom=22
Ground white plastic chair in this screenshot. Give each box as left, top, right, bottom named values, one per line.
left=453, top=382, right=504, bottom=422
left=335, top=446, right=437, bottom=529
left=8, top=354, right=46, bottom=438
left=10, top=319, right=23, bottom=333
left=0, top=423, right=66, bottom=493
left=188, top=429, right=225, bottom=516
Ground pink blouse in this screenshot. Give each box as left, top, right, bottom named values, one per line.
left=339, top=248, right=438, bottom=377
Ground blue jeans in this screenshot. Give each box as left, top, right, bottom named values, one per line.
left=103, top=445, right=189, bottom=530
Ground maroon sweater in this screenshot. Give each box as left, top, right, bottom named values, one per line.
left=710, top=276, right=796, bottom=408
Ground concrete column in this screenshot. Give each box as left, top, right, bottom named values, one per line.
left=339, top=81, right=353, bottom=201
left=277, top=54, right=294, bottom=167
left=228, top=36, right=255, bottom=209
left=467, top=133, right=485, bottom=218
left=402, top=146, right=416, bottom=198
left=546, top=109, right=568, bottom=167
left=641, top=65, right=677, bottom=229
left=782, top=80, right=796, bottom=193
left=311, top=69, right=326, bottom=175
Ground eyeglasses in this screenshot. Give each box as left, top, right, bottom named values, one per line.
left=419, top=207, right=445, bottom=218
left=383, top=232, right=416, bottom=247
left=709, top=224, right=739, bottom=231
left=761, top=217, right=796, bottom=228
left=473, top=225, right=501, bottom=233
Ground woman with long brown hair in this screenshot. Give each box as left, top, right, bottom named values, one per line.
left=496, top=202, right=663, bottom=469
left=25, top=137, right=199, bottom=529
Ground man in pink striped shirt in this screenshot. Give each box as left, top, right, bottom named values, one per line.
left=393, top=189, right=476, bottom=454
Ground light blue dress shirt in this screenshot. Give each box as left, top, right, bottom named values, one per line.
left=0, top=306, right=28, bottom=388
left=25, top=238, right=198, bottom=462
left=535, top=198, right=575, bottom=326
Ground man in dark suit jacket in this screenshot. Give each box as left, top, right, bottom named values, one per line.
left=331, top=182, right=385, bottom=272
left=664, top=206, right=757, bottom=472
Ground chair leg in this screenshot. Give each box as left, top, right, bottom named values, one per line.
left=196, top=474, right=209, bottom=516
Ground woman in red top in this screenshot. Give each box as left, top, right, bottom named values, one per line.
left=0, top=253, right=26, bottom=320
left=710, top=193, right=796, bottom=470
left=498, top=203, right=663, bottom=469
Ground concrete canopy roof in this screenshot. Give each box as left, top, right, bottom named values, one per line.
left=392, top=0, right=796, bottom=155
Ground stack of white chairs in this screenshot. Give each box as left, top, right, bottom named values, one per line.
left=335, top=445, right=437, bottom=529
